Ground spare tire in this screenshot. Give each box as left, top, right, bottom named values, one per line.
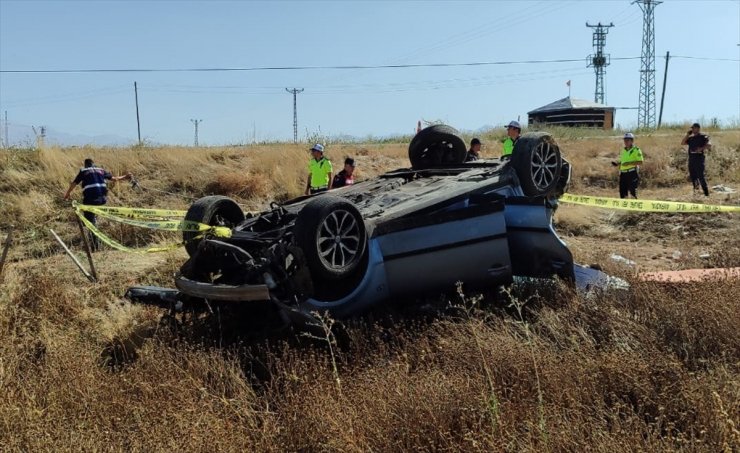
left=294, top=195, right=367, bottom=281
left=183, top=196, right=245, bottom=257
left=409, top=125, right=467, bottom=169
left=511, top=132, right=562, bottom=197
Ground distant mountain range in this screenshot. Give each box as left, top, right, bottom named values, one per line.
left=2, top=123, right=135, bottom=147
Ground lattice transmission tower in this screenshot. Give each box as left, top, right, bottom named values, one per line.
left=635, top=0, right=661, bottom=129
left=190, top=119, right=202, bottom=146
left=285, top=88, right=304, bottom=143
left=586, top=22, right=614, bottom=105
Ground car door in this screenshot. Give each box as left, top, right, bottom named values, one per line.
left=373, top=192, right=512, bottom=297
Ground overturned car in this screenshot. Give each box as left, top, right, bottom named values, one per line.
left=128, top=125, right=597, bottom=326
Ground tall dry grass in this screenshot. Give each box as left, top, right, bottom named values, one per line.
left=0, top=142, right=408, bottom=258
left=1, top=129, right=739, bottom=451
left=1, top=255, right=738, bottom=451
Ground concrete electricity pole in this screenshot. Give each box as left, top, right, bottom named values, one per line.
left=2, top=111, right=7, bottom=148
left=586, top=22, right=614, bottom=105
left=134, top=82, right=142, bottom=145
left=285, top=88, right=304, bottom=143
left=190, top=119, right=202, bottom=146
left=634, top=0, right=662, bottom=129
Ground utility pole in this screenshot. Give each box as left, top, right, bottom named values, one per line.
left=658, top=51, right=670, bottom=127
left=586, top=22, right=614, bottom=105
left=3, top=111, right=8, bottom=148
left=285, top=88, right=304, bottom=143
left=134, top=81, right=142, bottom=145
left=634, top=0, right=662, bottom=129
left=190, top=119, right=202, bottom=146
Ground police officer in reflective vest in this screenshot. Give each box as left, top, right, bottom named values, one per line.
left=64, top=158, right=132, bottom=249
left=502, top=120, right=521, bottom=159
left=611, top=133, right=644, bottom=199
left=304, top=144, right=333, bottom=195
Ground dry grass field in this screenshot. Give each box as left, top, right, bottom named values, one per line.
left=1, top=125, right=739, bottom=451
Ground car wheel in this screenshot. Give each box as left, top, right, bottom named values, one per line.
left=408, top=125, right=467, bottom=169
left=294, top=195, right=367, bottom=281
left=511, top=132, right=563, bottom=196
left=183, top=196, right=245, bottom=257
left=552, top=160, right=572, bottom=199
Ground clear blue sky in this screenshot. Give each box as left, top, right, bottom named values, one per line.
left=1, top=0, right=738, bottom=145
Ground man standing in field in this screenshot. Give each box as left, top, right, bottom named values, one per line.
left=63, top=158, right=132, bottom=249
left=304, top=144, right=333, bottom=195
left=332, top=157, right=356, bottom=188
left=466, top=138, right=481, bottom=162
left=502, top=121, right=521, bottom=159
left=611, top=133, right=643, bottom=199
left=681, top=122, right=712, bottom=197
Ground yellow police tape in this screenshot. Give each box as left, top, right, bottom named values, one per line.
left=560, top=193, right=740, bottom=213
left=77, top=204, right=231, bottom=235
left=76, top=204, right=187, bottom=219
left=74, top=192, right=738, bottom=255
left=74, top=203, right=232, bottom=254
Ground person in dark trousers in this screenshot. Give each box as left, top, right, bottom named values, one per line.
left=64, top=158, right=132, bottom=249
left=466, top=138, right=481, bottom=162
left=304, top=144, right=333, bottom=195
left=681, top=122, right=712, bottom=196
left=502, top=121, right=521, bottom=158
left=332, top=157, right=356, bottom=188
left=611, top=132, right=643, bottom=199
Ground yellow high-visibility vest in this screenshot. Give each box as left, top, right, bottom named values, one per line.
left=619, top=146, right=643, bottom=172
left=502, top=137, right=519, bottom=156
left=308, top=157, right=333, bottom=188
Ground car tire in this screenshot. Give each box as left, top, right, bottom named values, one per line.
left=511, top=132, right=563, bottom=196
left=294, top=195, right=367, bottom=281
left=553, top=160, right=572, bottom=199
left=408, top=125, right=467, bottom=169
left=183, top=196, right=245, bottom=257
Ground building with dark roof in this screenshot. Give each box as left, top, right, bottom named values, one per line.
left=528, top=97, right=615, bottom=129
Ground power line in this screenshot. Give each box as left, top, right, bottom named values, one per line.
left=0, top=57, right=642, bottom=74
left=310, top=1, right=579, bottom=88
left=4, top=55, right=733, bottom=77
left=671, top=55, right=740, bottom=62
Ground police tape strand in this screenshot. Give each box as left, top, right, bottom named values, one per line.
left=74, top=203, right=231, bottom=254
left=76, top=204, right=231, bottom=237
left=560, top=193, right=740, bottom=213
left=73, top=193, right=739, bottom=255
left=75, top=203, right=187, bottom=219
left=76, top=210, right=188, bottom=254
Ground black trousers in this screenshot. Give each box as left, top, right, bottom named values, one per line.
left=309, top=187, right=328, bottom=195
left=688, top=153, right=709, bottom=196
left=82, top=199, right=105, bottom=251
left=81, top=210, right=100, bottom=251
left=619, top=171, right=639, bottom=199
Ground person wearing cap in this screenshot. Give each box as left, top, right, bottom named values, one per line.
left=304, top=144, right=333, bottom=195
left=466, top=138, right=481, bottom=162
left=502, top=121, right=521, bottom=158
left=332, top=157, right=356, bottom=188
left=681, top=122, right=712, bottom=197
left=610, top=133, right=643, bottom=199
left=63, top=158, right=133, bottom=249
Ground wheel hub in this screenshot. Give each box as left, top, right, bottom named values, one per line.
left=531, top=143, right=559, bottom=189
left=317, top=209, right=361, bottom=270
